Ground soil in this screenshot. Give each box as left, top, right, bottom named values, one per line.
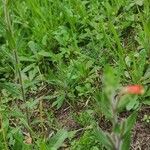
left=131, top=106, right=150, bottom=150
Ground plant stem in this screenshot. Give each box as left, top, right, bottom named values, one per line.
left=39, top=99, right=44, bottom=134
left=111, top=95, right=123, bottom=150
left=13, top=50, right=30, bottom=124
left=3, top=0, right=30, bottom=125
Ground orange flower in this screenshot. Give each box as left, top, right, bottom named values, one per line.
left=122, top=85, right=144, bottom=95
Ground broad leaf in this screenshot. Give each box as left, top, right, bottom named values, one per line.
left=94, top=126, right=113, bottom=150
left=124, top=111, right=137, bottom=135
left=48, top=129, right=68, bottom=150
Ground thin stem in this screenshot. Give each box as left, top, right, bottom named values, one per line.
left=13, top=50, right=30, bottom=124
left=39, top=99, right=44, bottom=134
left=3, top=0, right=30, bottom=125
left=111, top=94, right=123, bottom=150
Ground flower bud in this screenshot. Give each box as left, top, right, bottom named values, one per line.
left=122, top=85, right=144, bottom=95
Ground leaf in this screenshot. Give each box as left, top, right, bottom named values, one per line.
left=48, top=129, right=68, bottom=150
left=38, top=140, right=49, bottom=150
left=120, top=112, right=137, bottom=150
left=92, top=147, right=99, bottom=150
left=135, top=0, right=144, bottom=6
left=137, top=49, right=147, bottom=78
left=42, top=34, right=48, bottom=46
left=28, top=68, right=38, bottom=81
left=22, top=63, right=36, bottom=73
left=0, top=82, right=20, bottom=97
left=25, top=99, right=39, bottom=109
left=38, top=50, right=53, bottom=57
left=12, top=130, right=31, bottom=150
left=94, top=126, right=113, bottom=150
left=121, top=132, right=131, bottom=150
left=68, top=130, right=78, bottom=139
left=141, top=67, right=150, bottom=84
left=28, top=41, right=40, bottom=54
left=19, top=118, right=33, bottom=133
left=117, top=96, right=131, bottom=111
left=124, top=111, right=137, bottom=135
left=143, top=100, right=150, bottom=105
left=126, top=97, right=138, bottom=111
left=52, top=94, right=65, bottom=109
left=19, top=56, right=35, bottom=62
left=125, top=56, right=131, bottom=67
left=95, top=92, right=113, bottom=119
left=103, top=66, right=120, bottom=95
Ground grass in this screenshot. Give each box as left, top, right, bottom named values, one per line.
left=0, top=0, right=150, bottom=149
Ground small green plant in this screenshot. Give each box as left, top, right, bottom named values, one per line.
left=46, top=55, right=97, bottom=109
left=95, top=67, right=144, bottom=150
left=71, top=130, right=103, bottom=150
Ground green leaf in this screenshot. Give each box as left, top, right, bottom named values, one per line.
left=19, top=118, right=33, bottom=133
left=143, top=100, right=150, bottom=105
left=12, top=130, right=32, bottom=150
left=28, top=68, right=38, bottom=81
left=135, top=0, right=144, bottom=6
left=0, top=82, right=20, bottom=97
left=42, top=34, right=48, bottom=46
left=117, top=96, right=130, bottom=112
left=48, top=129, right=68, bottom=150
left=94, top=126, right=113, bottom=150
left=120, top=112, right=137, bottom=150
left=104, top=66, right=120, bottom=89
left=19, top=56, right=35, bottom=62
left=38, top=140, right=49, bottom=150
left=137, top=49, right=147, bottom=79
left=22, top=63, right=36, bottom=73
left=38, top=50, right=53, bottom=57
left=95, top=92, right=113, bottom=119
left=68, top=130, right=78, bottom=140
left=142, top=67, right=150, bottom=83
left=126, top=97, right=139, bottom=111
left=121, top=132, right=131, bottom=150
left=124, top=112, right=137, bottom=135
left=52, top=94, right=65, bottom=109
left=28, top=41, right=40, bottom=54
left=118, top=96, right=139, bottom=112
left=144, top=88, right=150, bottom=97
